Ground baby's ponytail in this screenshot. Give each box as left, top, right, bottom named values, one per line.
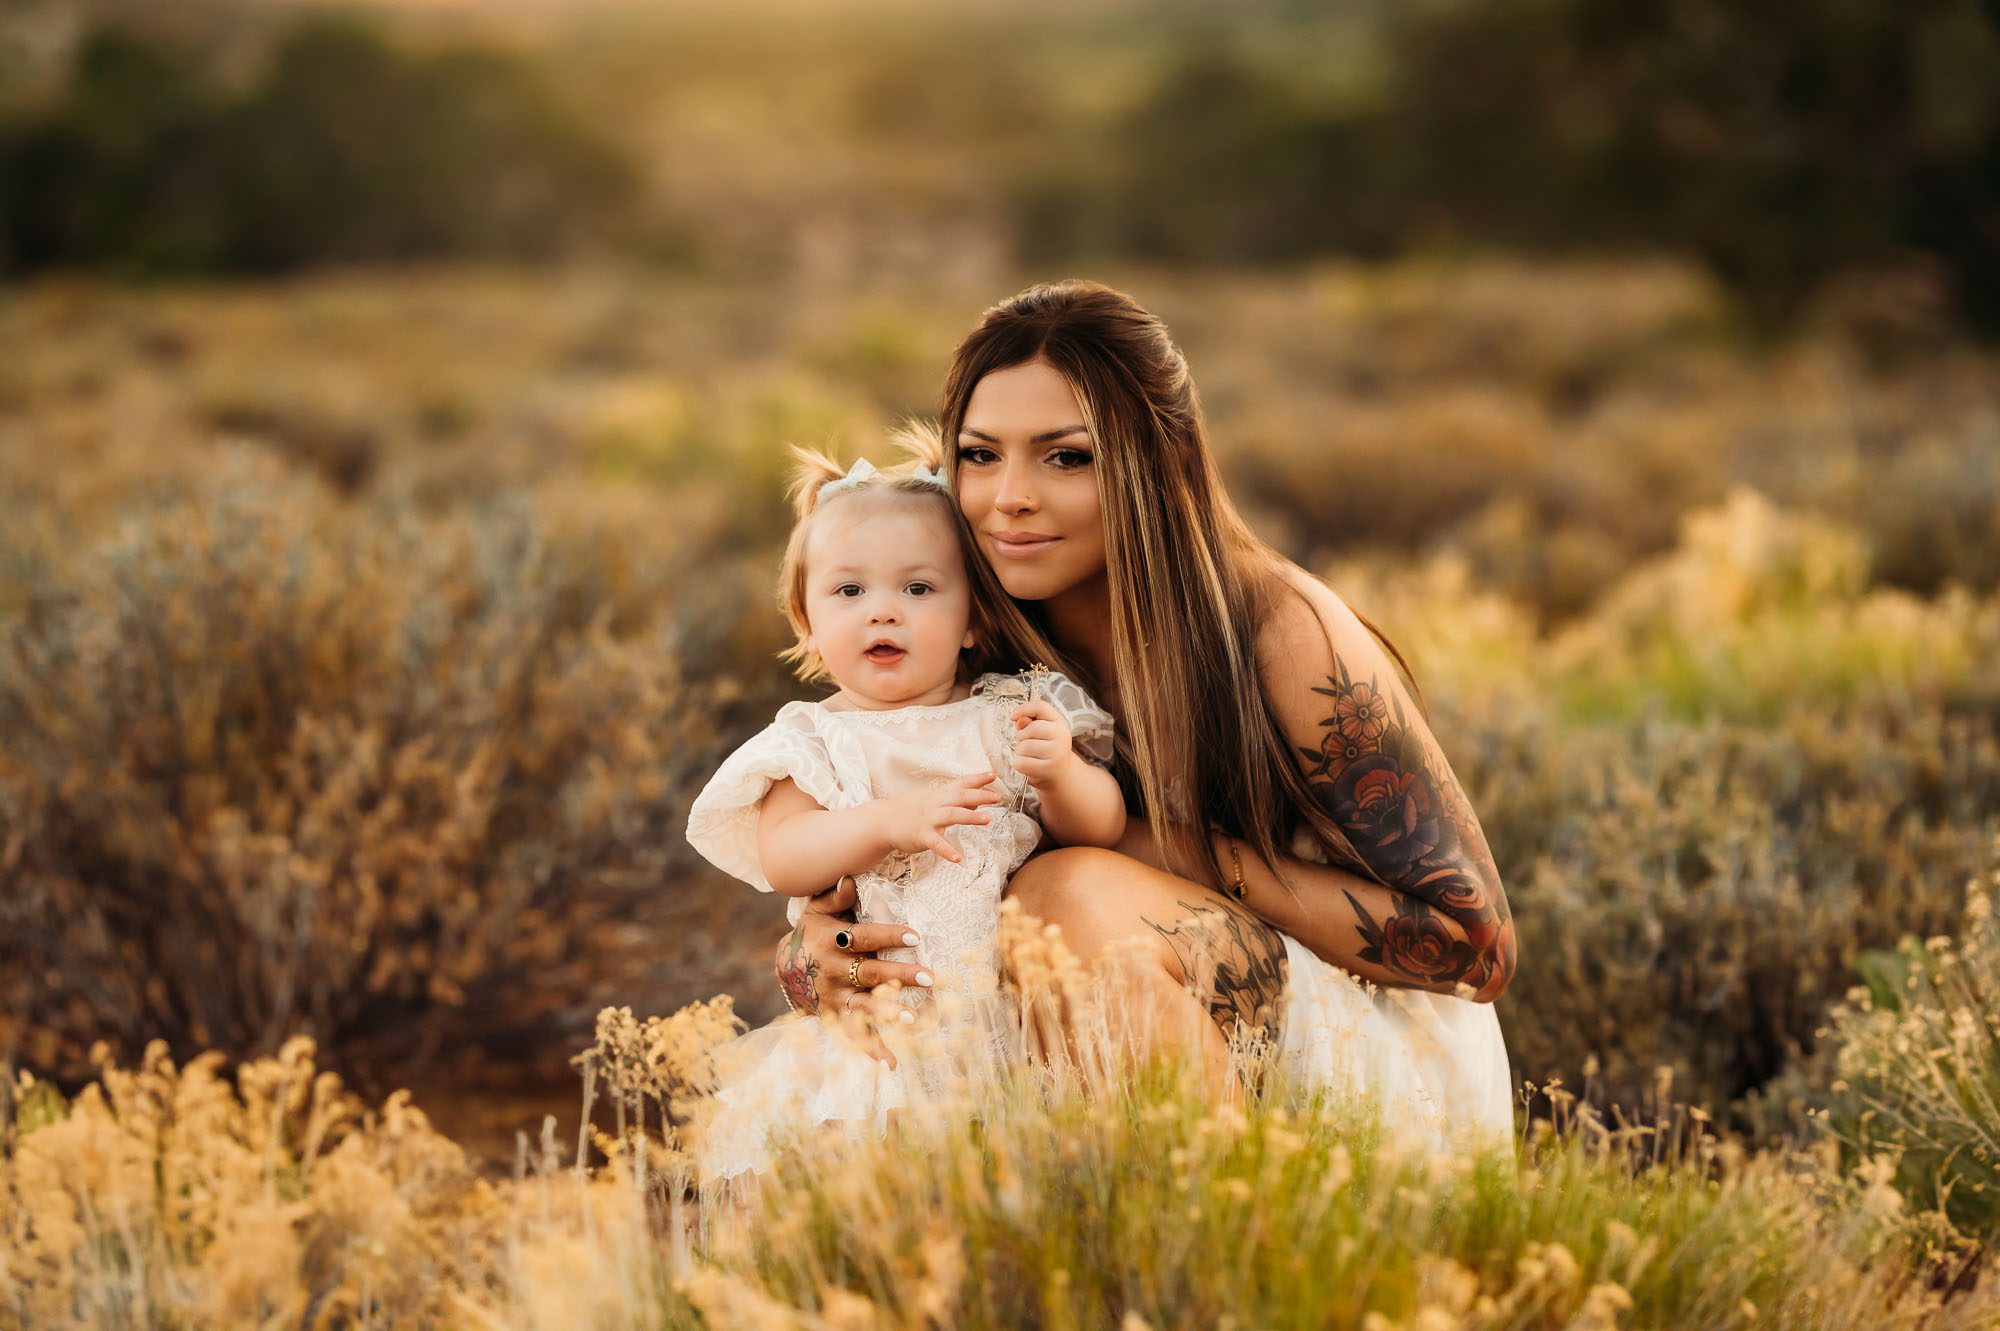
left=886, top=418, right=945, bottom=475
left=783, top=443, right=856, bottom=522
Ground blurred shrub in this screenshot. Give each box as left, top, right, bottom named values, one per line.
left=0, top=453, right=738, bottom=1093
left=1543, top=488, right=1997, bottom=722
left=1231, top=387, right=1546, bottom=561
left=1479, top=699, right=2000, bottom=1135
left=1336, top=491, right=2000, bottom=1128
left=0, top=16, right=634, bottom=274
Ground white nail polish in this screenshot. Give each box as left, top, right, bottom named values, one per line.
left=916, top=971, right=933, bottom=987
left=900, top=1010, right=916, bottom=1024
left=902, top=932, right=919, bottom=946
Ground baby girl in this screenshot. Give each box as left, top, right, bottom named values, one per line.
left=684, top=435, right=1126, bottom=1185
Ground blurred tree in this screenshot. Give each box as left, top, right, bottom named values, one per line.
left=0, top=29, right=226, bottom=271
left=1019, top=0, right=2000, bottom=336
left=1390, top=0, right=1999, bottom=332
left=0, top=15, right=636, bottom=275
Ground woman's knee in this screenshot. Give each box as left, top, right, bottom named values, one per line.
left=1004, top=846, right=1127, bottom=927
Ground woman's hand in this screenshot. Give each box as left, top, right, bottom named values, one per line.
left=774, top=875, right=933, bottom=1067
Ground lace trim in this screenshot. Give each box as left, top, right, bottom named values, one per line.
left=812, top=675, right=1016, bottom=724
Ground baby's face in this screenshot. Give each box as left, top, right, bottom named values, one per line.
left=803, top=495, right=976, bottom=710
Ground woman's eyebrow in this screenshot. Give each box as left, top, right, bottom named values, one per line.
left=958, top=425, right=1090, bottom=444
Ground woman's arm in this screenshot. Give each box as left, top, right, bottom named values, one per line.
left=1239, top=576, right=1518, bottom=1003
left=1105, top=816, right=1502, bottom=1001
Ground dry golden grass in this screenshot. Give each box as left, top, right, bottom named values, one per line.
left=1814, top=840, right=2000, bottom=1247
left=6, top=902, right=1998, bottom=1329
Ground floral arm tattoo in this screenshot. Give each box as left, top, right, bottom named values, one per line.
left=777, top=922, right=821, bottom=1015
left=1303, top=659, right=1516, bottom=1001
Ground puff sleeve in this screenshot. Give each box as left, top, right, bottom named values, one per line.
left=685, top=704, right=854, bottom=893
left=1035, top=670, right=1116, bottom=768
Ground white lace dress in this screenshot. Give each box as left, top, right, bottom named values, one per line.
left=684, top=669, right=1116, bottom=1183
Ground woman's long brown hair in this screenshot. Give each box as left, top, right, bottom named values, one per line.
left=915, top=278, right=1430, bottom=897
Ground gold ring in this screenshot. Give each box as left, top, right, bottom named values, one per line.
left=848, top=957, right=864, bottom=987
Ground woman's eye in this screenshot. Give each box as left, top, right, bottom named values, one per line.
left=1051, top=448, right=1093, bottom=470
left=955, top=445, right=996, bottom=465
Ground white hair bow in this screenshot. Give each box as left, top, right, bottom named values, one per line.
left=815, top=456, right=879, bottom=502
left=816, top=456, right=948, bottom=501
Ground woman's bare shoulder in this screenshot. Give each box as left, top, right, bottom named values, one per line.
left=1252, top=561, right=1379, bottom=687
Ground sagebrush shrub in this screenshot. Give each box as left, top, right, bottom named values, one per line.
left=0, top=454, right=740, bottom=1092
left=1815, top=837, right=2000, bottom=1248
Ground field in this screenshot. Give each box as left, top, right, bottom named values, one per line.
left=4, top=256, right=2000, bottom=1326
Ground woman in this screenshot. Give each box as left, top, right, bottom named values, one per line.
left=771, top=279, right=1517, bottom=1148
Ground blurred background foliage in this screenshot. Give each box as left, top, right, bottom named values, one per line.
left=2, top=0, right=1996, bottom=334
left=1, top=0, right=1997, bottom=1179
left=0, top=11, right=635, bottom=272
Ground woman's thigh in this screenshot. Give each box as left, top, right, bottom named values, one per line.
left=1003, top=846, right=1292, bottom=1044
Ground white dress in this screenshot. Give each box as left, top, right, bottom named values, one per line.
left=683, top=669, right=1117, bottom=1183
left=1266, top=825, right=1517, bottom=1158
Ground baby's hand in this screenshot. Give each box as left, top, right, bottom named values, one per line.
left=1011, top=700, right=1077, bottom=789
left=877, top=773, right=1004, bottom=864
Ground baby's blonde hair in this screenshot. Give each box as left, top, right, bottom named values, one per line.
left=776, top=423, right=987, bottom=686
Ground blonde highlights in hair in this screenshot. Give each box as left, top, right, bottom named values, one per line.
left=774, top=430, right=992, bottom=686
left=934, top=279, right=1429, bottom=895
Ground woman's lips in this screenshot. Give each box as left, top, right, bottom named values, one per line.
left=988, top=533, right=1061, bottom=560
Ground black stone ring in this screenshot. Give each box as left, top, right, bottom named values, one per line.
left=834, top=929, right=854, bottom=951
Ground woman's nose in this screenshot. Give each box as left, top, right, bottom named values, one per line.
left=997, top=459, right=1038, bottom=512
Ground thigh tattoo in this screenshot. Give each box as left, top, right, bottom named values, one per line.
left=1143, top=896, right=1291, bottom=1047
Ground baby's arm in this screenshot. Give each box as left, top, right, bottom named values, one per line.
left=1011, top=701, right=1127, bottom=849
left=757, top=775, right=1006, bottom=896
left=757, top=778, right=894, bottom=896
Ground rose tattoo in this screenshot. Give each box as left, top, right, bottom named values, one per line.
left=1300, top=657, right=1513, bottom=999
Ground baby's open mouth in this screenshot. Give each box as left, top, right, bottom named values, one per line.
left=866, top=644, right=906, bottom=663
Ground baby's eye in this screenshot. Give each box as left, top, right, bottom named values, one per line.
left=834, top=584, right=862, bottom=597
left=905, top=582, right=933, bottom=597
left=955, top=445, right=997, bottom=465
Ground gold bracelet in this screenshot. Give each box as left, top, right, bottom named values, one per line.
left=1227, top=840, right=1247, bottom=901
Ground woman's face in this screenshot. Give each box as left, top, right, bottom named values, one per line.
left=955, top=358, right=1108, bottom=603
